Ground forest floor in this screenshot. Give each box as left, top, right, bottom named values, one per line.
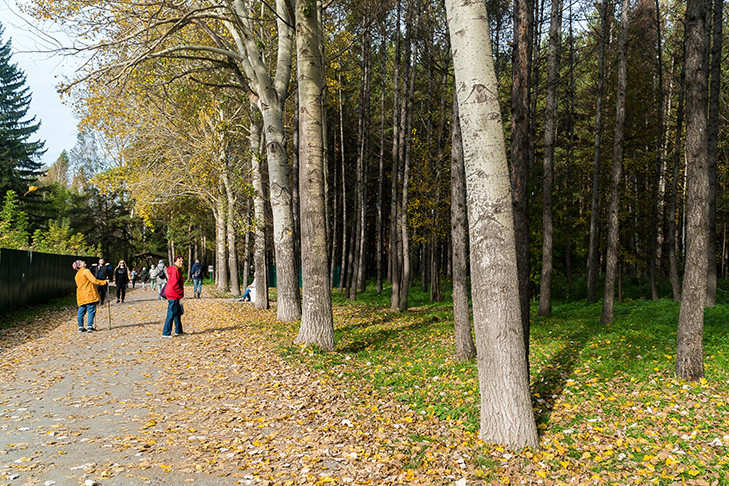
left=2, top=284, right=729, bottom=485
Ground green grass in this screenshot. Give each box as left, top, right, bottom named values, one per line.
left=274, top=280, right=729, bottom=483
left=0, top=294, right=76, bottom=330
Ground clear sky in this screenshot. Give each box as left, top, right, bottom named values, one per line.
left=1, top=1, right=79, bottom=168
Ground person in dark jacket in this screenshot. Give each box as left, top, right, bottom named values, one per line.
left=114, top=260, right=131, bottom=303
left=89, top=258, right=112, bottom=305
left=190, top=259, right=204, bottom=298
left=139, top=266, right=149, bottom=290
left=162, top=256, right=185, bottom=337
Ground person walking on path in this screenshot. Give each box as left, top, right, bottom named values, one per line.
left=89, top=258, right=112, bottom=305
left=114, top=260, right=132, bottom=303
left=139, top=266, right=149, bottom=290
left=73, top=260, right=109, bottom=332
left=131, top=268, right=137, bottom=288
left=154, top=260, right=167, bottom=299
left=190, top=258, right=204, bottom=298
left=162, top=256, right=185, bottom=337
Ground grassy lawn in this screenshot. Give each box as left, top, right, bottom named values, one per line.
left=272, top=283, right=729, bottom=484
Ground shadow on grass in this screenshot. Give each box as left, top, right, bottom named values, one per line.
left=531, top=329, right=590, bottom=429
left=338, top=314, right=440, bottom=353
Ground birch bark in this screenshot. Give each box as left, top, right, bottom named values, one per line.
left=293, top=0, right=334, bottom=350
left=445, top=0, right=538, bottom=448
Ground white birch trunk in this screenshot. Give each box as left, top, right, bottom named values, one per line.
left=213, top=199, right=228, bottom=292
left=223, top=170, right=240, bottom=296
left=445, top=0, right=538, bottom=449
left=293, top=0, right=334, bottom=350
left=250, top=112, right=269, bottom=310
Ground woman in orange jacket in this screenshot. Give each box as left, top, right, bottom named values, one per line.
left=73, top=260, right=109, bottom=332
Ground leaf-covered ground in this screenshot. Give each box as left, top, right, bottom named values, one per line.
left=1, top=285, right=729, bottom=485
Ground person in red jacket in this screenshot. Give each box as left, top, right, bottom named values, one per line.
left=162, top=256, right=185, bottom=337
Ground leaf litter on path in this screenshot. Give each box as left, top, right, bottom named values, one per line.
left=0, top=288, right=474, bottom=485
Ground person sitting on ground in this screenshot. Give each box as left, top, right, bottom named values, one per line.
left=73, top=260, right=109, bottom=332
left=236, top=273, right=257, bottom=302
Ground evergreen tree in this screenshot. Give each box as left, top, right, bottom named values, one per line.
left=0, top=23, right=45, bottom=196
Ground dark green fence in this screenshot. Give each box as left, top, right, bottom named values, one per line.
left=0, top=248, right=95, bottom=314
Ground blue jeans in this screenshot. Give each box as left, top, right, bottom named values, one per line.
left=163, top=299, right=183, bottom=335
left=193, top=277, right=202, bottom=294
left=240, top=287, right=251, bottom=301
left=77, top=303, right=97, bottom=329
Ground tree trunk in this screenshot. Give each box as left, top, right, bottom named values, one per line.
left=538, top=0, right=562, bottom=317
left=260, top=102, right=300, bottom=321
left=587, top=0, right=611, bottom=304
left=250, top=110, right=269, bottom=310
left=242, top=198, right=251, bottom=288
left=390, top=0, right=402, bottom=310
left=510, top=0, right=533, bottom=362
left=649, top=0, right=666, bottom=301
left=445, top=0, right=538, bottom=449
left=705, top=0, right=723, bottom=307
left=668, top=51, right=685, bottom=302
left=338, top=71, right=348, bottom=293
left=376, top=28, right=386, bottom=296
left=223, top=171, right=240, bottom=296
left=451, top=94, right=476, bottom=362
left=399, top=3, right=419, bottom=311
left=330, top=128, right=339, bottom=289
left=355, top=14, right=371, bottom=295
left=214, top=199, right=228, bottom=292
left=677, top=0, right=709, bottom=381
left=292, top=90, right=302, bottom=283
left=600, top=0, right=630, bottom=326
left=293, top=0, right=334, bottom=351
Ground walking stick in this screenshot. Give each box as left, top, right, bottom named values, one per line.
left=107, top=284, right=112, bottom=330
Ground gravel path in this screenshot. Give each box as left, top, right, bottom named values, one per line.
left=1, top=287, right=467, bottom=486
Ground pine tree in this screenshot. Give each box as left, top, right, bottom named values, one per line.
left=0, top=23, right=45, bottom=197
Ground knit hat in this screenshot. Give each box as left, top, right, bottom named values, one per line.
left=72, top=260, right=84, bottom=270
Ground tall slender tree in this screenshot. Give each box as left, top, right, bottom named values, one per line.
left=451, top=94, right=476, bottom=362
left=601, top=0, right=631, bottom=326
left=676, top=0, right=709, bottom=381
left=538, top=0, right=562, bottom=317
left=705, top=0, right=723, bottom=307
left=445, top=0, right=538, bottom=448
left=510, top=0, right=533, bottom=360
left=586, top=0, right=611, bottom=303
left=294, top=0, right=334, bottom=350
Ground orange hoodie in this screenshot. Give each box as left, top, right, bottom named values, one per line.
left=75, top=268, right=107, bottom=306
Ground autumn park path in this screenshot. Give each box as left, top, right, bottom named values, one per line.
left=1, top=287, right=469, bottom=486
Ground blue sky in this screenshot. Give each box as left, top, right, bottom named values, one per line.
left=1, top=1, right=79, bottom=168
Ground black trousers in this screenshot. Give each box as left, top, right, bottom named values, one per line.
left=116, top=283, right=127, bottom=302
left=98, top=285, right=107, bottom=305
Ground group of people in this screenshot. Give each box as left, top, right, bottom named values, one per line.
left=73, top=256, right=208, bottom=336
